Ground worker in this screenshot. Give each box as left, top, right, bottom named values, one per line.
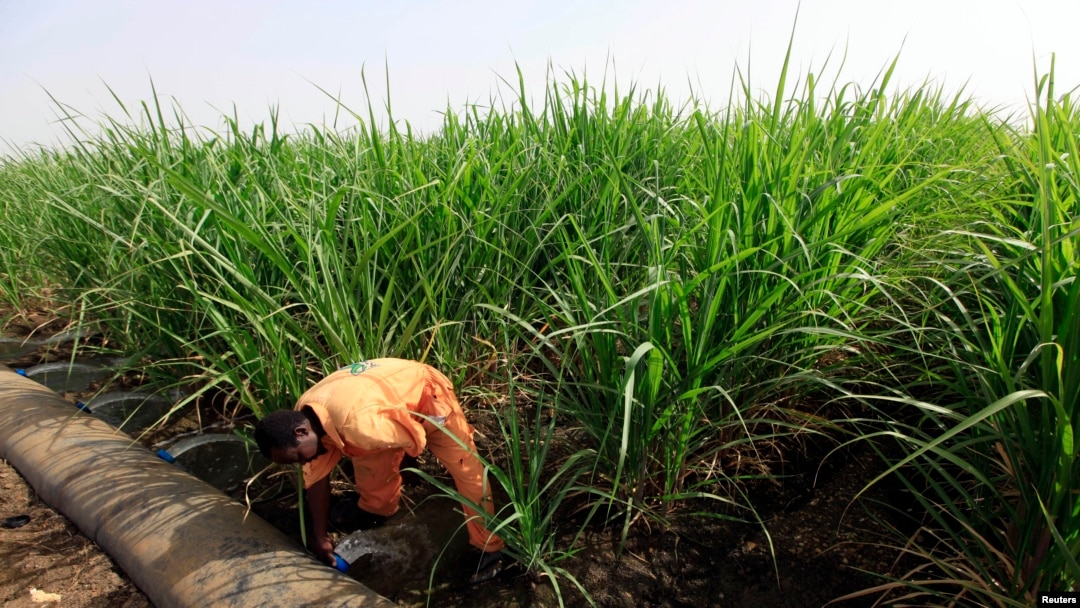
left=253, top=358, right=506, bottom=583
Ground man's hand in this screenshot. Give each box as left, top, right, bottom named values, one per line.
left=312, top=536, right=335, bottom=566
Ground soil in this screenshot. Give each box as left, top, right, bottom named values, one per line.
left=0, top=312, right=916, bottom=608
left=0, top=459, right=153, bottom=608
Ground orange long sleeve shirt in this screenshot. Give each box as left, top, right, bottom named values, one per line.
left=295, top=359, right=436, bottom=489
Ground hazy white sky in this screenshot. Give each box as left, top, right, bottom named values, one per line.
left=1, top=0, right=1078, bottom=152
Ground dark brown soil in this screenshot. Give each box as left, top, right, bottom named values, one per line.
left=1, top=311, right=914, bottom=608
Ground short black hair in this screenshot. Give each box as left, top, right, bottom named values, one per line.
left=253, top=410, right=307, bottom=458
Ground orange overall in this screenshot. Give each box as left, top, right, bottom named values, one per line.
left=296, top=358, right=504, bottom=552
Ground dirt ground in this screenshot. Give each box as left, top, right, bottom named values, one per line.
left=0, top=313, right=912, bottom=608
left=0, top=459, right=151, bottom=608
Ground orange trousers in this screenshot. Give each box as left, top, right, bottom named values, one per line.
left=349, top=366, right=505, bottom=552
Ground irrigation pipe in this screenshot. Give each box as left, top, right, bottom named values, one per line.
left=0, top=364, right=392, bottom=608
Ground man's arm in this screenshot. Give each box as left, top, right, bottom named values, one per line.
left=307, top=475, right=334, bottom=565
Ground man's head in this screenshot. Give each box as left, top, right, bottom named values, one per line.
left=253, top=410, right=321, bottom=465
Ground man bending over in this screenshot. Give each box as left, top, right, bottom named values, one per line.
left=254, top=358, right=505, bottom=583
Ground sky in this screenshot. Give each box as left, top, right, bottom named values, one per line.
left=1, top=0, right=1079, bottom=153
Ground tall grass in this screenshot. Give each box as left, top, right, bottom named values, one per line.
left=488, top=58, right=998, bottom=535
left=0, top=152, right=61, bottom=312
left=833, top=66, right=1079, bottom=606
left=0, top=54, right=1074, bottom=604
